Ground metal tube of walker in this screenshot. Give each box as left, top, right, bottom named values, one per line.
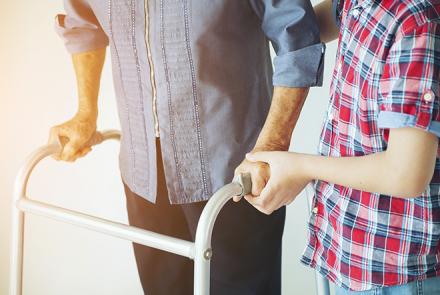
left=193, top=173, right=252, bottom=295
left=9, top=130, right=120, bottom=295
left=9, top=128, right=327, bottom=295
left=9, top=129, right=250, bottom=295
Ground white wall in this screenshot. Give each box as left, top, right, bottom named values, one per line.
left=0, top=1, right=336, bottom=294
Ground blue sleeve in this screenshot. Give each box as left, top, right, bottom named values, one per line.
left=55, top=0, right=109, bottom=54
left=249, top=0, right=325, bottom=88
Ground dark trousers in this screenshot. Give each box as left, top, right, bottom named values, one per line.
left=123, top=140, right=286, bottom=295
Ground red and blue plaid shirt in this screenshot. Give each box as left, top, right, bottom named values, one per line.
left=300, top=0, right=440, bottom=291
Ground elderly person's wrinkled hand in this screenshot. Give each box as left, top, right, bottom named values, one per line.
left=233, top=156, right=271, bottom=202
left=48, top=113, right=98, bottom=162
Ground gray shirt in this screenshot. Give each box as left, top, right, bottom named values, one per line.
left=55, top=0, right=325, bottom=204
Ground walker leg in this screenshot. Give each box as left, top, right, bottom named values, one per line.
left=193, top=247, right=211, bottom=295
left=10, top=203, right=24, bottom=295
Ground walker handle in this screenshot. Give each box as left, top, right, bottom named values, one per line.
left=233, top=173, right=252, bottom=196
left=53, top=130, right=120, bottom=154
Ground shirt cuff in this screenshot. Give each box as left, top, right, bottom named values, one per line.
left=272, top=42, right=325, bottom=88
left=377, top=111, right=440, bottom=137
left=55, top=14, right=109, bottom=54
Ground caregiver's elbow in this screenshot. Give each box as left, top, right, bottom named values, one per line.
left=388, top=167, right=435, bottom=198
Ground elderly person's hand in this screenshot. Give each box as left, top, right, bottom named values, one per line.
left=48, top=112, right=98, bottom=162
left=48, top=48, right=106, bottom=162
left=232, top=86, right=310, bottom=203
left=233, top=154, right=271, bottom=202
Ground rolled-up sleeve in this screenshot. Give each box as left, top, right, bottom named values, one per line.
left=250, top=0, right=325, bottom=87
left=378, top=22, right=440, bottom=138
left=55, top=0, right=109, bottom=54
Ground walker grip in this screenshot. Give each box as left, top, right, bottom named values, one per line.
left=233, top=173, right=252, bottom=196
left=86, top=131, right=104, bottom=147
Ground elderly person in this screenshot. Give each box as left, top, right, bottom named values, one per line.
left=49, top=0, right=324, bottom=294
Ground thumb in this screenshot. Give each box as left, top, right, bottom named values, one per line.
left=61, top=138, right=83, bottom=161
left=246, top=151, right=271, bottom=164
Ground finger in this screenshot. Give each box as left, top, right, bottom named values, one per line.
left=234, top=165, right=244, bottom=177
left=48, top=127, right=59, bottom=144
left=51, top=126, right=70, bottom=147
left=244, top=197, right=274, bottom=215
left=244, top=186, right=275, bottom=211
left=254, top=204, right=273, bottom=215
left=232, top=195, right=242, bottom=202
left=285, top=198, right=295, bottom=206
left=245, top=151, right=272, bottom=164
left=251, top=163, right=269, bottom=196
left=77, top=146, right=92, bottom=158
left=85, top=132, right=103, bottom=147
left=233, top=192, right=253, bottom=202
left=48, top=127, right=63, bottom=160
left=61, top=138, right=83, bottom=162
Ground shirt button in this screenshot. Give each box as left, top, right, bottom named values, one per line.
left=351, top=9, right=360, bottom=18
left=312, top=207, right=318, bottom=214
left=338, top=62, right=343, bottom=71
left=423, top=92, right=434, bottom=102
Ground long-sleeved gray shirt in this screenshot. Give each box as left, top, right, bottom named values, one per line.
left=55, top=0, right=325, bottom=204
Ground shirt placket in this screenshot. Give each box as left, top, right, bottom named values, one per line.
left=313, top=0, right=366, bottom=241
left=331, top=1, right=365, bottom=151
left=144, top=0, right=160, bottom=138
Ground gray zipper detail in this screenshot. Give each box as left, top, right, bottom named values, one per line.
left=132, top=0, right=151, bottom=196
left=144, top=0, right=160, bottom=137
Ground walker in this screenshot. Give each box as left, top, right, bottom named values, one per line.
left=9, top=129, right=330, bottom=295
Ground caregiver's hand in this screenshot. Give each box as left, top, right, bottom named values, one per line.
left=243, top=151, right=311, bottom=215
left=233, top=154, right=271, bottom=202
left=48, top=112, right=98, bottom=162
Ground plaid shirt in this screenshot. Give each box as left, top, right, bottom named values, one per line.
left=300, top=0, right=440, bottom=291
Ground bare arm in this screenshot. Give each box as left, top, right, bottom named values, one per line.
left=234, top=87, right=309, bottom=200
left=254, top=87, right=309, bottom=151
left=48, top=48, right=106, bottom=161
left=72, top=48, right=106, bottom=119
left=245, top=127, right=438, bottom=214
left=302, top=128, right=437, bottom=197
left=314, top=0, right=339, bottom=43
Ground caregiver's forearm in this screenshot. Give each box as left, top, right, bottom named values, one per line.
left=300, top=128, right=438, bottom=198
left=253, top=86, right=309, bottom=152
left=72, top=47, right=106, bottom=119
